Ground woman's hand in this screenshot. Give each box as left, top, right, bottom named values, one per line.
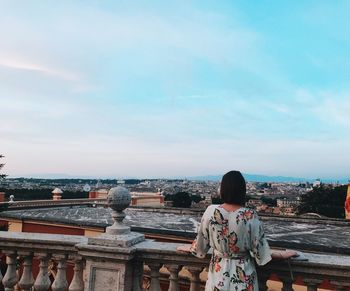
left=176, top=244, right=192, bottom=253
left=271, top=250, right=299, bottom=260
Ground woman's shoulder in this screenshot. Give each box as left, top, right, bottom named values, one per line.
left=203, top=204, right=218, bottom=214
left=235, top=207, right=261, bottom=223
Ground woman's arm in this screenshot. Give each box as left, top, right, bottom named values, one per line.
left=271, top=250, right=299, bottom=260
left=176, top=244, right=192, bottom=252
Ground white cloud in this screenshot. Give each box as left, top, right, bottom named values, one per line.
left=0, top=57, right=80, bottom=81
left=313, top=96, right=350, bottom=128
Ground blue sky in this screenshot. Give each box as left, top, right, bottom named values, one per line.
left=1, top=0, right=350, bottom=179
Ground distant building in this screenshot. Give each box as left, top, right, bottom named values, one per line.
left=246, top=199, right=262, bottom=208
left=89, top=189, right=108, bottom=199
left=89, top=189, right=165, bottom=207
left=276, top=197, right=300, bottom=208
left=130, top=190, right=164, bottom=207
left=313, top=179, right=321, bottom=188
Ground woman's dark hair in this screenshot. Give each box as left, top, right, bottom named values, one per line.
left=220, top=170, right=246, bottom=205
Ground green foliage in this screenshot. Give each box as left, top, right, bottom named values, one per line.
left=164, top=194, right=173, bottom=201
left=0, top=155, right=6, bottom=180
left=211, top=196, right=223, bottom=204
left=0, top=203, right=9, bottom=212
left=298, top=184, right=347, bottom=218
left=172, top=191, right=192, bottom=208
left=191, top=194, right=204, bottom=203
left=261, top=196, right=277, bottom=206
left=165, top=192, right=205, bottom=207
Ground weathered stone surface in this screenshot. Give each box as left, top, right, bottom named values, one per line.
left=89, top=231, right=145, bottom=247
left=1, top=206, right=350, bottom=254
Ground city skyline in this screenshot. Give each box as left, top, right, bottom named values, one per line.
left=1, top=1, right=350, bottom=179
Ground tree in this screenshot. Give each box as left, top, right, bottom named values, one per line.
left=211, top=196, right=223, bottom=204
left=172, top=191, right=192, bottom=208
left=298, top=184, right=347, bottom=218
left=261, top=196, right=277, bottom=207
left=191, top=194, right=204, bottom=203
left=0, top=155, right=6, bottom=180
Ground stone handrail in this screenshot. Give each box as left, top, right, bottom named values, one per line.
left=0, top=198, right=106, bottom=210
left=0, top=232, right=349, bottom=290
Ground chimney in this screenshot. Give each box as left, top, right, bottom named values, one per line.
left=52, top=188, right=63, bottom=200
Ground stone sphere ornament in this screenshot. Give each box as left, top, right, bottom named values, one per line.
left=89, top=185, right=145, bottom=247
left=107, top=186, right=131, bottom=212
left=106, top=186, right=131, bottom=235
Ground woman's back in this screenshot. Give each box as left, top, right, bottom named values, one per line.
left=190, top=205, right=271, bottom=290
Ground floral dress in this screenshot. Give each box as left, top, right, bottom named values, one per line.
left=190, top=205, right=272, bottom=291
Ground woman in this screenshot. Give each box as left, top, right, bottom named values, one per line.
left=177, top=170, right=297, bottom=291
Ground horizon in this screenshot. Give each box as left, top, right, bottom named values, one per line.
left=5, top=172, right=349, bottom=184
left=1, top=1, right=350, bottom=178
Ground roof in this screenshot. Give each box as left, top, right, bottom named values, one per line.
left=52, top=188, right=63, bottom=194
left=1, top=206, right=350, bottom=254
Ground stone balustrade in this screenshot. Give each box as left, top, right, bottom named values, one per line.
left=0, top=231, right=348, bottom=290
left=0, top=232, right=87, bottom=291
left=136, top=240, right=350, bottom=291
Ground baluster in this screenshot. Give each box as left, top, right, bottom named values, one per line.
left=281, top=277, right=294, bottom=291
left=34, top=253, right=51, bottom=291
left=186, top=266, right=203, bottom=291
left=0, top=256, right=2, bottom=283
left=51, top=255, right=68, bottom=291
left=164, top=264, right=181, bottom=291
left=132, top=260, right=143, bottom=291
left=147, top=263, right=162, bottom=291
left=306, top=283, right=318, bottom=291
left=257, top=273, right=269, bottom=291
left=2, top=251, right=18, bottom=291
left=304, top=278, right=321, bottom=291
left=18, top=251, right=34, bottom=291
left=68, top=257, right=84, bottom=291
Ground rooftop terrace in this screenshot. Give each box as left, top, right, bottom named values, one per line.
left=0, top=195, right=349, bottom=290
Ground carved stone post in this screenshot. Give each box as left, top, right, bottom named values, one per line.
left=257, top=273, right=269, bottom=291
left=68, top=257, right=84, bottom=291
left=33, top=253, right=51, bottom=291
left=17, top=251, right=34, bottom=291
left=147, top=263, right=162, bottom=291
left=132, top=259, right=143, bottom=291
left=306, top=283, right=318, bottom=291
left=2, top=251, right=18, bottom=291
left=281, top=277, right=294, bottom=291
left=165, top=264, right=181, bottom=291
left=51, top=255, right=68, bottom=291
left=78, top=186, right=145, bottom=291
left=186, top=266, right=203, bottom=291
left=304, top=278, right=321, bottom=291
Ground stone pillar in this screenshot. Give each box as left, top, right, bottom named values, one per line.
left=77, top=186, right=145, bottom=291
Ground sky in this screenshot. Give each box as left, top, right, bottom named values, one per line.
left=1, top=0, right=350, bottom=179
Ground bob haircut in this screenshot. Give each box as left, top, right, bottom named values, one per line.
left=220, top=171, right=246, bottom=205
